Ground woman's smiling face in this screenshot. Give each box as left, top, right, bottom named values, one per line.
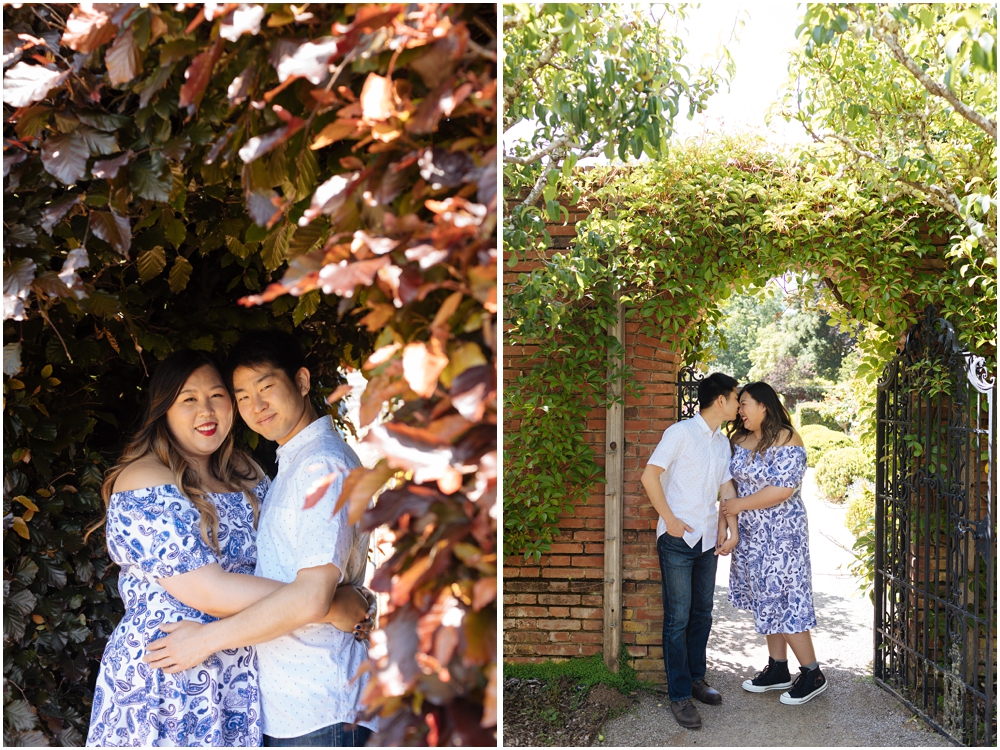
left=738, top=391, right=767, bottom=433
left=165, top=365, right=234, bottom=458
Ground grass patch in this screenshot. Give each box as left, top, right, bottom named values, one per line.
left=503, top=644, right=650, bottom=694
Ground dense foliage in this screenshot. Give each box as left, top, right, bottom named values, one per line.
left=798, top=424, right=856, bottom=468
left=504, top=131, right=993, bottom=558
left=3, top=3, right=497, bottom=745
left=503, top=2, right=733, bottom=256
left=814, top=445, right=875, bottom=503
left=702, top=290, right=783, bottom=382
left=504, top=3, right=996, bottom=562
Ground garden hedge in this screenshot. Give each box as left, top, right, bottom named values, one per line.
left=4, top=4, right=497, bottom=745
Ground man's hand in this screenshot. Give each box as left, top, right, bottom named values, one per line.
left=664, top=516, right=694, bottom=538
left=143, top=620, right=212, bottom=674
left=715, top=528, right=738, bottom=556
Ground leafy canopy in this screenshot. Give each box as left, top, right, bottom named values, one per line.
left=4, top=3, right=497, bottom=746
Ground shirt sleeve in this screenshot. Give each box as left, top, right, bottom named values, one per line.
left=770, top=446, right=808, bottom=488
left=108, top=485, right=220, bottom=579
left=647, top=423, right=681, bottom=471
left=290, top=460, right=354, bottom=579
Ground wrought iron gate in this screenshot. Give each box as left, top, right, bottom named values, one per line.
left=676, top=364, right=706, bottom=421
left=875, top=306, right=997, bottom=746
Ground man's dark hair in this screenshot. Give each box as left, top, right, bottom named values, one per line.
left=697, top=372, right=739, bottom=409
left=224, top=329, right=308, bottom=388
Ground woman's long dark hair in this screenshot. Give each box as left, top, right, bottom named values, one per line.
left=730, top=381, right=795, bottom=462
left=86, top=350, right=260, bottom=552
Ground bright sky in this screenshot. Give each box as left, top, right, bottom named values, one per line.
left=503, top=1, right=811, bottom=155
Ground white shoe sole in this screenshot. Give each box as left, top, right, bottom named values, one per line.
left=779, top=679, right=829, bottom=704
left=742, top=678, right=793, bottom=693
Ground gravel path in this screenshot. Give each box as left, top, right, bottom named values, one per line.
left=594, top=469, right=950, bottom=747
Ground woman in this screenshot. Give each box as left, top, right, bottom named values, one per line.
left=721, top=381, right=828, bottom=705
left=86, top=350, right=368, bottom=746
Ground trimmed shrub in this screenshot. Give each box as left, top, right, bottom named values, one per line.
left=844, top=479, right=876, bottom=533
left=794, top=401, right=841, bottom=431
left=799, top=424, right=855, bottom=467
left=815, top=447, right=875, bottom=503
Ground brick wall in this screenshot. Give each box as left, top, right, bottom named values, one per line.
left=503, top=199, right=680, bottom=682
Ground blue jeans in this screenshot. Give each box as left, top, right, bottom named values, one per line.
left=657, top=532, right=718, bottom=702
left=264, top=723, right=373, bottom=747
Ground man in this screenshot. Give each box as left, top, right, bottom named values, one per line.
left=640, top=372, right=740, bottom=730
left=145, top=330, right=378, bottom=746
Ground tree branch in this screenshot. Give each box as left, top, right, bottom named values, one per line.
left=872, top=25, right=997, bottom=142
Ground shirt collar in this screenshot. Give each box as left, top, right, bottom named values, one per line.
left=694, top=411, right=724, bottom=439
left=275, top=415, right=337, bottom=465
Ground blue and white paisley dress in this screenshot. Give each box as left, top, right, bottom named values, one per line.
left=728, top=445, right=817, bottom=635
left=87, top=479, right=269, bottom=747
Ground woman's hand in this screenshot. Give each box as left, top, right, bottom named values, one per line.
left=720, top=497, right=744, bottom=517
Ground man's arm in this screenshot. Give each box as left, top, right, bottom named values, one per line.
left=641, top=464, right=693, bottom=538
left=145, top=563, right=346, bottom=673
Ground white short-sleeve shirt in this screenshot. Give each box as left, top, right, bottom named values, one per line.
left=254, top=416, right=376, bottom=738
left=646, top=412, right=733, bottom=549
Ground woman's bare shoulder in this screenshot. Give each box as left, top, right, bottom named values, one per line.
left=113, top=456, right=175, bottom=494
left=777, top=427, right=805, bottom=448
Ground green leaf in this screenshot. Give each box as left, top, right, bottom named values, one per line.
left=292, top=289, right=321, bottom=325
left=131, top=154, right=173, bottom=203
left=137, top=246, right=167, bottom=282
left=168, top=255, right=193, bottom=293
left=261, top=226, right=291, bottom=271
left=164, top=218, right=186, bottom=249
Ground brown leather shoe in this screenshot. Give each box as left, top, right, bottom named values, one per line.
left=670, top=699, right=702, bottom=729
left=692, top=679, right=722, bottom=705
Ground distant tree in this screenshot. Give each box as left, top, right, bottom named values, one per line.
left=747, top=307, right=855, bottom=405
left=781, top=3, right=996, bottom=352
left=503, top=2, right=735, bottom=255
left=703, top=289, right=784, bottom=381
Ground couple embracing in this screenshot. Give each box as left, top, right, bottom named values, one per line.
left=641, top=373, right=827, bottom=731
left=86, top=330, right=377, bottom=747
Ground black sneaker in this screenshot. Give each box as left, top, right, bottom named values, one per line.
left=779, top=666, right=828, bottom=705
left=741, top=656, right=793, bottom=693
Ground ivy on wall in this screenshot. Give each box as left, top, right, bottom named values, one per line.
left=504, top=135, right=994, bottom=560
left=4, top=4, right=496, bottom=745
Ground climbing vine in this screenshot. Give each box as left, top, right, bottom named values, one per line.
left=504, top=135, right=995, bottom=559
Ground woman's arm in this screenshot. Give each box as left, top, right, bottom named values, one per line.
left=158, top=564, right=369, bottom=628
left=721, top=484, right=795, bottom=516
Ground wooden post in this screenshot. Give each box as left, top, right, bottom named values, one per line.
left=603, top=297, right=625, bottom=672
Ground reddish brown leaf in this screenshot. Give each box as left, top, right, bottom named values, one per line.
left=227, top=66, right=253, bottom=108
left=472, top=576, right=496, bottom=612
left=2, top=62, right=69, bottom=107
left=402, top=339, right=448, bottom=398
left=273, top=37, right=340, bottom=84
left=404, top=243, right=450, bottom=269
left=310, top=118, right=360, bottom=150
left=40, top=193, right=83, bottom=234
left=40, top=132, right=88, bottom=185
left=363, top=342, right=401, bottom=370
left=359, top=372, right=410, bottom=427
left=409, top=25, right=468, bottom=89
left=105, top=25, right=141, bottom=86
left=360, top=73, right=394, bottom=121
left=336, top=461, right=395, bottom=524
left=408, top=78, right=474, bottom=135
left=468, top=263, right=497, bottom=312
left=363, top=423, right=463, bottom=484
left=89, top=210, right=132, bottom=258
left=219, top=4, right=265, bottom=41
left=461, top=608, right=495, bottom=667
left=366, top=605, right=421, bottom=697
left=91, top=150, right=132, bottom=180
left=179, top=37, right=224, bottom=112
left=61, top=4, right=120, bottom=54
left=317, top=256, right=390, bottom=297
left=358, top=303, right=395, bottom=332
left=450, top=364, right=495, bottom=422
left=56, top=248, right=89, bottom=299
left=300, top=171, right=364, bottom=224
left=238, top=105, right=304, bottom=163
left=303, top=471, right=339, bottom=509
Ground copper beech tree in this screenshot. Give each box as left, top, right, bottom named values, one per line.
left=3, top=3, right=496, bottom=745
